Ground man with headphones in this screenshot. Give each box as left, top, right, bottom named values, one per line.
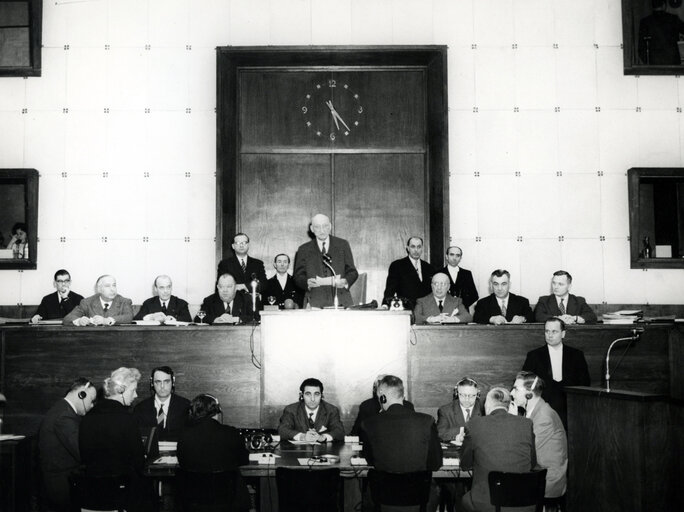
left=350, top=374, right=415, bottom=436
left=38, top=378, right=97, bottom=512
left=133, top=366, right=190, bottom=442
left=511, top=371, right=568, bottom=506
left=278, top=377, right=345, bottom=442
left=436, top=376, right=484, bottom=443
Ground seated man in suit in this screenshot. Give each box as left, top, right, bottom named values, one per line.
left=522, top=317, right=590, bottom=429
left=511, top=372, right=567, bottom=506
left=460, top=387, right=537, bottom=512
left=441, top=246, right=479, bottom=310
left=133, top=366, right=190, bottom=442
left=134, top=275, right=192, bottom=323
left=534, top=270, right=597, bottom=324
left=473, top=269, right=534, bottom=325
left=414, top=272, right=473, bottom=324
left=63, top=274, right=134, bottom=326
left=383, top=236, right=436, bottom=310
left=31, top=269, right=84, bottom=323
left=39, top=377, right=97, bottom=512
left=436, top=376, right=483, bottom=442
left=278, top=377, right=345, bottom=442
left=293, top=213, right=358, bottom=308
left=217, top=233, right=267, bottom=293
left=262, top=253, right=304, bottom=308
left=195, top=273, right=255, bottom=324
left=350, top=374, right=415, bottom=436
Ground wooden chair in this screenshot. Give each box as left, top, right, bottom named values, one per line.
left=488, top=468, right=547, bottom=512
left=175, top=468, right=242, bottom=512
left=367, top=469, right=432, bottom=512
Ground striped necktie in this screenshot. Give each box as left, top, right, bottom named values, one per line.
left=559, top=298, right=566, bottom=315
left=157, top=405, right=165, bottom=426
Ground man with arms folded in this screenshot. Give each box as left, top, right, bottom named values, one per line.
left=534, top=270, right=597, bottom=324
left=134, top=275, right=192, bottom=323
left=278, top=377, right=345, bottom=442
left=460, top=387, right=537, bottom=512
left=39, top=377, right=97, bottom=512
left=511, top=371, right=567, bottom=508
left=63, top=274, right=134, bottom=326
left=383, top=236, right=436, bottom=310
left=31, top=269, right=84, bottom=323
left=133, top=366, right=190, bottom=442
left=217, top=232, right=267, bottom=293
left=195, top=272, right=254, bottom=324
left=414, top=272, right=473, bottom=324
left=262, top=253, right=304, bottom=308
left=294, top=213, right=358, bottom=308
left=441, top=246, right=479, bottom=310
left=522, top=317, right=590, bottom=429
left=473, top=269, right=534, bottom=325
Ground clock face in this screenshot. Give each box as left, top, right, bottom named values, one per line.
left=301, top=78, right=363, bottom=141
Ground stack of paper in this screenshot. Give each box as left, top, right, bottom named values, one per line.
left=602, top=310, right=642, bottom=324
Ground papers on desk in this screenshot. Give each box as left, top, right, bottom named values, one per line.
left=287, top=439, right=321, bottom=445
left=249, top=453, right=279, bottom=464
left=35, top=320, right=63, bottom=325
left=133, top=320, right=190, bottom=326
left=152, top=456, right=178, bottom=465
left=602, top=310, right=642, bottom=324
left=350, top=457, right=368, bottom=466
left=442, top=457, right=460, bottom=467
left=159, top=441, right=177, bottom=452
left=0, top=434, right=26, bottom=441
left=297, top=457, right=333, bottom=466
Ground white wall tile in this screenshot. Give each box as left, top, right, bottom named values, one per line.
left=636, top=111, right=681, bottom=167
left=600, top=173, right=629, bottom=238
left=433, top=0, right=472, bottom=47
left=557, top=110, right=599, bottom=172
left=269, top=0, right=312, bottom=45
left=0, top=78, right=25, bottom=110
left=475, top=238, right=522, bottom=294
left=515, top=47, right=557, bottom=110
left=147, top=112, right=195, bottom=171
left=64, top=112, right=107, bottom=172
left=187, top=174, right=216, bottom=240
left=19, top=240, right=64, bottom=304
left=514, top=111, right=558, bottom=172
left=473, top=0, right=513, bottom=47
left=147, top=49, right=189, bottom=110
left=556, top=48, right=597, bottom=109
left=519, top=238, right=562, bottom=301
left=183, top=112, right=217, bottom=172
left=106, top=49, right=148, bottom=111
left=188, top=49, right=217, bottom=111
left=0, top=112, right=25, bottom=167
left=64, top=1, right=107, bottom=47
left=553, top=0, right=595, bottom=47
left=37, top=173, right=66, bottom=238
left=560, top=173, right=602, bottom=238
left=598, top=110, right=639, bottom=174
left=311, top=0, right=352, bottom=45
left=602, top=238, right=651, bottom=304
left=189, top=0, right=230, bottom=47
left=475, top=111, right=516, bottom=173
left=351, top=0, right=393, bottom=44
left=594, top=0, right=622, bottom=47
left=512, top=0, right=553, bottom=47
left=561, top=238, right=605, bottom=303
left=637, top=76, right=679, bottom=111
left=450, top=173, right=478, bottom=239
left=25, top=48, right=67, bottom=110
left=107, top=0, right=149, bottom=47
left=450, top=110, right=476, bottom=172
left=66, top=48, right=107, bottom=110
left=41, top=0, right=67, bottom=47
left=106, top=112, right=149, bottom=172
left=145, top=176, right=188, bottom=239
left=474, top=47, right=515, bottom=110
left=476, top=174, right=519, bottom=237
left=149, top=0, right=189, bottom=48
left=23, top=112, right=67, bottom=172
left=102, top=175, right=147, bottom=238
left=448, top=48, right=475, bottom=111
left=518, top=174, right=558, bottom=238
left=0, top=271, right=22, bottom=304
left=391, top=0, right=434, bottom=45
left=229, top=0, right=270, bottom=46
left=596, top=48, right=637, bottom=110
left=144, top=240, right=191, bottom=300
left=185, top=240, right=218, bottom=303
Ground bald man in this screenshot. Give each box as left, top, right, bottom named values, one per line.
left=134, top=275, right=192, bottom=323
left=63, top=275, right=133, bottom=326
left=413, top=273, right=472, bottom=324
left=293, top=213, right=358, bottom=308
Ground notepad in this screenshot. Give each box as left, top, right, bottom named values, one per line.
left=350, top=457, right=368, bottom=466
left=442, top=457, right=460, bottom=466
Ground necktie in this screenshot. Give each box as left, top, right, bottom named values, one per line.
left=308, top=412, right=315, bottom=429
left=465, top=408, right=471, bottom=422
left=438, top=300, right=443, bottom=313
left=103, top=303, right=110, bottom=313
left=500, top=302, right=506, bottom=317
left=157, top=405, right=165, bottom=426
left=225, top=303, right=231, bottom=315
left=559, top=298, right=566, bottom=315
left=161, top=302, right=167, bottom=314
left=415, top=261, right=422, bottom=282
left=321, top=241, right=326, bottom=255
left=241, top=259, right=246, bottom=273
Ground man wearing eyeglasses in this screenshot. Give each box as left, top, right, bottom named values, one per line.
left=31, top=269, right=84, bottom=323
left=436, top=377, right=484, bottom=443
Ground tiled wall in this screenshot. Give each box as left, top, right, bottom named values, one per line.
left=0, top=0, right=682, bottom=307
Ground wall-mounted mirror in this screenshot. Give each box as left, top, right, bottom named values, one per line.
left=0, top=0, right=42, bottom=77
left=0, top=168, right=38, bottom=269
left=628, top=167, right=684, bottom=268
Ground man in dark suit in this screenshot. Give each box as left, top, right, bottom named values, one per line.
left=39, top=377, right=97, bottom=512
left=278, top=377, right=345, bottom=442
left=217, top=232, right=267, bottom=293
left=134, top=275, right=192, bottom=323
left=436, top=376, right=483, bottom=442
left=414, top=272, right=473, bottom=324
left=293, top=214, right=358, bottom=308
left=522, top=317, right=590, bottom=429
left=473, top=269, right=534, bottom=324
left=63, top=274, right=134, bottom=325
left=361, top=375, right=442, bottom=473
left=133, top=366, right=190, bottom=442
left=383, top=236, right=436, bottom=309
left=262, top=253, right=304, bottom=308
left=534, top=270, right=597, bottom=324
left=461, top=387, right=537, bottom=512
left=441, top=246, right=479, bottom=310
left=195, top=273, right=255, bottom=324
left=351, top=374, right=415, bottom=436
left=31, top=269, right=84, bottom=323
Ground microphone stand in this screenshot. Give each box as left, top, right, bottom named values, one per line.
left=605, top=328, right=643, bottom=392
left=250, top=275, right=259, bottom=323
left=322, top=255, right=339, bottom=309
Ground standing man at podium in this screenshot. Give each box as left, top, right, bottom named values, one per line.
left=294, top=214, right=358, bottom=308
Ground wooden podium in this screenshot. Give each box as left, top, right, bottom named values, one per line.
left=566, top=386, right=684, bottom=512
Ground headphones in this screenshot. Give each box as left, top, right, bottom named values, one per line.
left=379, top=394, right=387, bottom=404
left=202, top=393, right=222, bottom=416
left=525, top=376, right=539, bottom=401
left=453, top=376, right=480, bottom=400
left=149, top=366, right=176, bottom=393
left=241, top=429, right=274, bottom=450
left=77, top=381, right=91, bottom=400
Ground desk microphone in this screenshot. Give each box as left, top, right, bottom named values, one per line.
left=250, top=273, right=259, bottom=321
left=321, top=254, right=339, bottom=309
left=605, top=328, right=643, bottom=392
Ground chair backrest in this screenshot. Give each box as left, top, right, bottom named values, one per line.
left=68, top=472, right=129, bottom=512
left=275, top=467, right=340, bottom=512
left=367, top=470, right=432, bottom=508
left=175, top=468, right=240, bottom=512
left=488, top=469, right=547, bottom=512
left=350, top=272, right=367, bottom=305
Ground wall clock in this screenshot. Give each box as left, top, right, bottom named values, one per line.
left=301, top=78, right=364, bottom=141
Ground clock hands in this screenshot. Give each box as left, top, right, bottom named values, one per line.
left=325, top=100, right=351, bottom=132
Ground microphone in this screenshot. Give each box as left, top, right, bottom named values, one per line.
left=322, top=253, right=332, bottom=264
left=250, top=273, right=259, bottom=321
left=321, top=255, right=339, bottom=309
left=605, top=328, right=643, bottom=392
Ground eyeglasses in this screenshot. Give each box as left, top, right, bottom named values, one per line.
left=56, top=279, right=71, bottom=284
left=458, top=393, right=478, bottom=399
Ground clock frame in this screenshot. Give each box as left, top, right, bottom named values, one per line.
left=301, top=78, right=364, bottom=141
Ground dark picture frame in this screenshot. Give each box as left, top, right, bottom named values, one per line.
left=0, top=0, right=42, bottom=77
left=0, top=168, right=39, bottom=269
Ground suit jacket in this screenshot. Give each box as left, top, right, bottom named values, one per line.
left=528, top=398, right=568, bottom=498
left=38, top=399, right=82, bottom=509
left=360, top=403, right=442, bottom=473
left=473, top=293, right=534, bottom=324
left=177, top=417, right=249, bottom=472
left=383, top=257, right=436, bottom=309
left=217, top=255, right=267, bottom=292
left=262, top=274, right=304, bottom=308
left=133, top=295, right=192, bottom=322
left=436, top=398, right=483, bottom=441
left=36, top=291, right=84, bottom=320
left=441, top=266, right=479, bottom=309
left=195, top=291, right=255, bottom=324
left=461, top=409, right=537, bottom=512
left=534, top=294, right=597, bottom=324
left=133, top=394, right=191, bottom=442
left=63, top=294, right=134, bottom=325
left=350, top=397, right=414, bottom=436
left=522, top=344, right=590, bottom=429
left=277, top=400, right=345, bottom=441
left=293, top=235, right=358, bottom=308
left=413, top=293, right=472, bottom=325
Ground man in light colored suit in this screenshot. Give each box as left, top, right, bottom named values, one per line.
left=63, top=275, right=134, bottom=325
left=414, top=272, right=473, bottom=324
left=293, top=213, right=358, bottom=308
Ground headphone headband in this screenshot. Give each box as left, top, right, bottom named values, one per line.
left=456, top=376, right=478, bottom=388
